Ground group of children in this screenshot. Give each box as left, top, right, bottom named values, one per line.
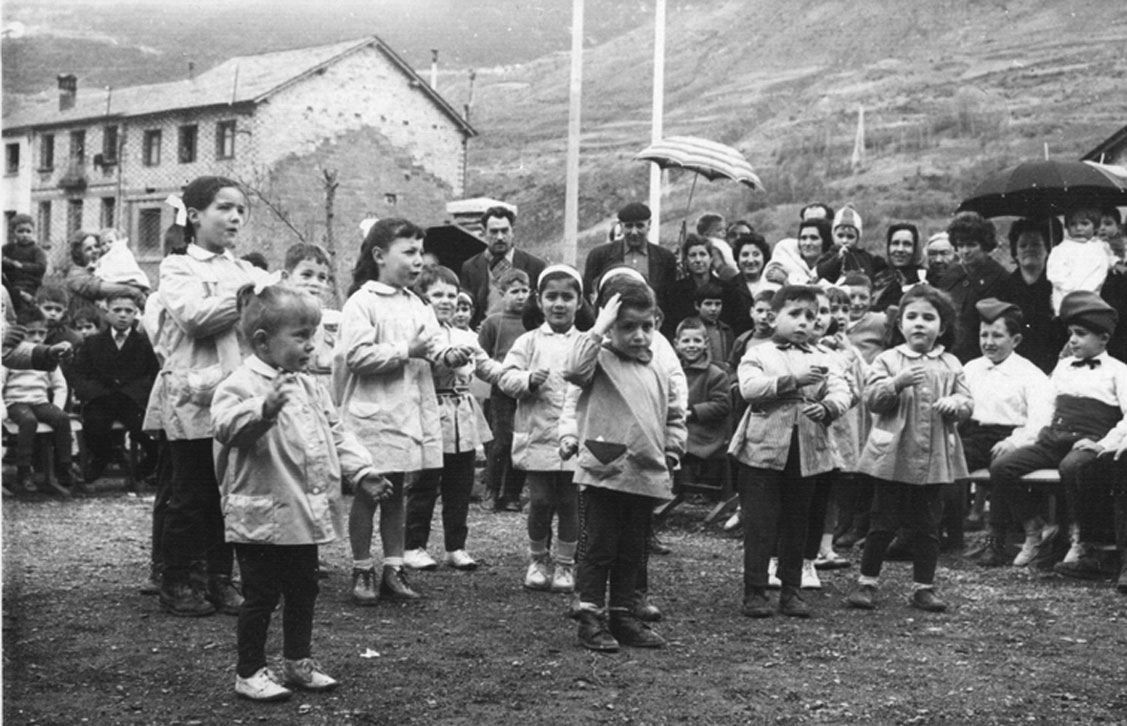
left=6, top=180, right=1127, bottom=701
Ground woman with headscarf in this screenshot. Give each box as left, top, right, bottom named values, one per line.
left=872, top=223, right=927, bottom=315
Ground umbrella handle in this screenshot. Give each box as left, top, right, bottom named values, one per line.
left=684, top=172, right=699, bottom=224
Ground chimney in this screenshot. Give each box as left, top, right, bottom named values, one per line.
left=430, top=49, right=438, bottom=90
left=188, top=61, right=196, bottom=81
left=57, top=73, right=77, bottom=111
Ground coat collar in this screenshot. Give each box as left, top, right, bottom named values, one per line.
left=247, top=355, right=281, bottom=379
left=896, top=343, right=946, bottom=359
left=362, top=280, right=409, bottom=296
left=187, top=243, right=235, bottom=261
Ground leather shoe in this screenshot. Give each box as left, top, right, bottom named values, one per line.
left=975, top=534, right=1009, bottom=568
left=1117, top=563, right=1127, bottom=595
left=741, top=590, right=772, bottom=618
left=778, top=586, right=810, bottom=618
left=845, top=583, right=877, bottom=610
left=609, top=612, right=666, bottom=648
left=632, top=592, right=662, bottom=622
left=380, top=565, right=422, bottom=601
left=648, top=535, right=672, bottom=556
left=1054, top=556, right=1106, bottom=581
left=909, top=588, right=947, bottom=613
left=575, top=610, right=619, bottom=652
left=160, top=581, right=215, bottom=617
left=206, top=575, right=244, bottom=615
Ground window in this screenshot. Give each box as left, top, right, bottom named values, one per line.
left=67, top=199, right=83, bottom=236
left=5, top=143, right=18, bottom=175
left=39, top=134, right=55, bottom=170
left=216, top=120, right=236, bottom=159
left=137, top=208, right=163, bottom=254
left=178, top=125, right=198, bottom=164
left=143, top=129, right=162, bottom=166
left=69, top=130, right=86, bottom=164
left=102, top=126, right=119, bottom=163
left=101, top=197, right=116, bottom=228
left=37, top=201, right=51, bottom=242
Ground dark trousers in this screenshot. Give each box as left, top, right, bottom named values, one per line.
left=234, top=543, right=319, bottom=678
left=576, top=487, right=654, bottom=610
left=1074, top=455, right=1124, bottom=543
left=860, top=480, right=942, bottom=584
left=485, top=394, right=525, bottom=504
left=803, top=475, right=833, bottom=560
left=7, top=401, right=71, bottom=469
left=82, top=393, right=158, bottom=468
left=161, top=439, right=232, bottom=584
left=989, top=438, right=1097, bottom=530
left=150, top=435, right=172, bottom=568
left=739, top=431, right=817, bottom=592
left=405, top=451, right=475, bottom=552
left=833, top=472, right=873, bottom=538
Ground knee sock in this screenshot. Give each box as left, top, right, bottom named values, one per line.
left=556, top=540, right=577, bottom=565
left=529, top=537, right=549, bottom=560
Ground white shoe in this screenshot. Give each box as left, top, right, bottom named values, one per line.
left=1063, top=540, right=1087, bottom=565
left=1013, top=536, right=1040, bottom=567
left=524, top=556, right=552, bottom=590
left=801, top=559, right=822, bottom=589
left=282, top=658, right=338, bottom=692
left=550, top=562, right=575, bottom=592
left=445, top=549, right=478, bottom=570
left=723, top=509, right=743, bottom=532
left=767, top=557, right=781, bottom=589
left=235, top=667, right=292, bottom=701
left=814, top=549, right=851, bottom=570
left=404, top=548, right=438, bottom=571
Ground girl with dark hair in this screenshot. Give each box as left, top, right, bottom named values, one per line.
left=150, top=175, right=266, bottom=618
left=334, top=218, right=448, bottom=606
left=725, top=231, right=774, bottom=336
left=661, top=234, right=726, bottom=340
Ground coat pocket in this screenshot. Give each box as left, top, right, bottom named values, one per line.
left=578, top=439, right=628, bottom=478
left=224, top=493, right=275, bottom=542
left=170, top=364, right=227, bottom=408
left=868, top=427, right=895, bottom=448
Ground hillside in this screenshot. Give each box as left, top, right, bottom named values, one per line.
left=4, top=0, right=1126, bottom=264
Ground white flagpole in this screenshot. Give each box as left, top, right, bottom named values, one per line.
left=562, top=0, right=584, bottom=266
left=648, top=0, right=666, bottom=244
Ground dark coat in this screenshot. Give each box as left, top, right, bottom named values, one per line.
left=71, top=326, right=160, bottom=408
left=937, top=257, right=1018, bottom=363
left=582, top=239, right=678, bottom=308
left=460, top=248, right=547, bottom=329
left=815, top=246, right=887, bottom=285
left=1010, top=267, right=1066, bottom=374
left=682, top=356, right=732, bottom=460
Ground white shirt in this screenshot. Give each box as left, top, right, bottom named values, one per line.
left=964, top=352, right=1052, bottom=447
left=1046, top=237, right=1112, bottom=314
left=1046, top=351, right=1127, bottom=450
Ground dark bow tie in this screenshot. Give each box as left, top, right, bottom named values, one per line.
left=776, top=342, right=812, bottom=353
left=1071, top=358, right=1100, bottom=369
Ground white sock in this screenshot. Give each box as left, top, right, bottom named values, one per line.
left=353, top=558, right=375, bottom=571
left=858, top=575, right=879, bottom=587
left=384, top=556, right=404, bottom=568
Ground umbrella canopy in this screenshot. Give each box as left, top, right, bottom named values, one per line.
left=635, top=136, right=763, bottom=190
left=424, top=224, right=485, bottom=274
left=957, top=160, right=1127, bottom=218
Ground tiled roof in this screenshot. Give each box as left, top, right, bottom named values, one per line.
left=3, top=36, right=475, bottom=136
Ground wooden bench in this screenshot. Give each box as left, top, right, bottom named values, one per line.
left=2, top=416, right=84, bottom=495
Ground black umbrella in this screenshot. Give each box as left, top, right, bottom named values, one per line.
left=424, top=224, right=485, bottom=274
left=958, top=160, right=1127, bottom=218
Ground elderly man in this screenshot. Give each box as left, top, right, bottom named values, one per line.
left=925, top=232, right=956, bottom=283
left=582, top=202, right=678, bottom=305
left=460, top=206, right=547, bottom=328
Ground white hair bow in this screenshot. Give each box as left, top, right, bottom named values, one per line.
left=165, top=195, right=188, bottom=226
left=252, top=270, right=285, bottom=295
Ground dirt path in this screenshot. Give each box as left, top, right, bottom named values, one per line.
left=3, top=493, right=1125, bottom=725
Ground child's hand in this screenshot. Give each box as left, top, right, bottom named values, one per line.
left=559, top=435, right=578, bottom=460
left=1072, top=438, right=1102, bottom=453
left=894, top=366, right=925, bottom=390
left=933, top=396, right=961, bottom=418
left=1098, top=440, right=1127, bottom=460
left=665, top=454, right=679, bottom=472
left=3, top=325, right=26, bottom=350
left=359, top=473, right=393, bottom=501
left=407, top=325, right=434, bottom=359
left=47, top=341, right=73, bottom=363
left=802, top=402, right=828, bottom=422
left=764, top=265, right=788, bottom=285
left=796, top=364, right=828, bottom=387
left=990, top=439, right=1016, bottom=461
left=592, top=293, right=622, bottom=336
left=529, top=368, right=550, bottom=389
left=443, top=346, right=470, bottom=368
left=262, top=373, right=296, bottom=419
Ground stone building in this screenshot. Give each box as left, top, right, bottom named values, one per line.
left=2, top=35, right=476, bottom=290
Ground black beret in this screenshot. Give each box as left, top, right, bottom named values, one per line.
left=975, top=298, right=1021, bottom=323
left=617, top=202, right=652, bottom=224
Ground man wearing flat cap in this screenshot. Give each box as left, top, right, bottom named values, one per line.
left=987, top=289, right=1127, bottom=572
left=582, top=202, right=678, bottom=307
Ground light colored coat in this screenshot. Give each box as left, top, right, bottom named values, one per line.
left=433, top=324, right=502, bottom=453
left=728, top=339, right=851, bottom=476
left=146, top=245, right=266, bottom=440
left=824, top=339, right=868, bottom=473
left=857, top=344, right=973, bottom=485
left=498, top=323, right=582, bottom=472
left=212, top=356, right=375, bottom=545
left=332, top=280, right=447, bottom=474
left=562, top=331, right=687, bottom=500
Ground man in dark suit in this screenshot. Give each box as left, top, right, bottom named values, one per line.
left=71, top=291, right=160, bottom=481
left=460, top=206, right=548, bottom=329
left=582, top=202, right=678, bottom=308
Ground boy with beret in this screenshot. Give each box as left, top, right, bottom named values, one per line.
left=961, top=299, right=1054, bottom=566
left=987, top=291, right=1127, bottom=570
